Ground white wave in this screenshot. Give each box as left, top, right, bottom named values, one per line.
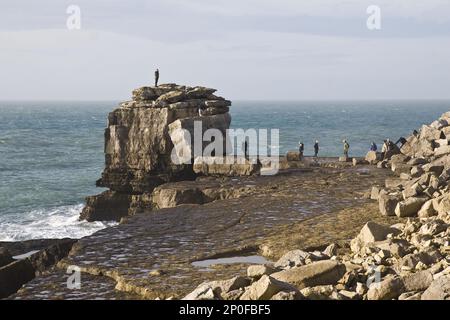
left=0, top=204, right=117, bottom=241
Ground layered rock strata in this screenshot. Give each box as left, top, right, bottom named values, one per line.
left=81, top=84, right=232, bottom=221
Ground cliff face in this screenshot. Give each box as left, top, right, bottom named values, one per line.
left=81, top=83, right=232, bottom=221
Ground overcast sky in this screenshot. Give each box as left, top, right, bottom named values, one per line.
left=1, top=0, right=450, bottom=100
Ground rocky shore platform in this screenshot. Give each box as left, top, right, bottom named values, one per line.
left=7, top=163, right=396, bottom=299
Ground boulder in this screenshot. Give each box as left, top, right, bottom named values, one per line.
left=80, top=190, right=131, bottom=222
left=421, top=275, right=450, bottom=300
left=402, top=271, right=433, bottom=292
left=365, top=151, right=382, bottom=164
left=338, top=156, right=350, bottom=162
left=270, top=291, right=303, bottom=300
left=152, top=184, right=204, bottom=209
left=395, top=197, right=428, bottom=218
left=391, top=163, right=413, bottom=176
left=434, top=145, right=450, bottom=157
left=351, top=222, right=400, bottom=253
left=300, top=285, right=335, bottom=300
left=378, top=192, right=402, bottom=216
left=239, top=275, right=299, bottom=300
left=370, top=186, right=381, bottom=200
left=247, top=265, right=276, bottom=279
left=367, top=276, right=405, bottom=300
left=183, top=276, right=250, bottom=300
left=271, top=260, right=346, bottom=289
left=417, top=199, right=438, bottom=218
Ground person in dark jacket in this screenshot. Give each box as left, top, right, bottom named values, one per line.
left=298, top=141, right=305, bottom=160
left=154, top=69, right=159, bottom=87
left=370, top=142, right=377, bottom=151
left=314, top=140, right=319, bottom=158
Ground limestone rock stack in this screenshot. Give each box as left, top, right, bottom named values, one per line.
left=80, top=84, right=232, bottom=221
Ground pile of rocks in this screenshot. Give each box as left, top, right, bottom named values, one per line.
left=81, top=84, right=237, bottom=221
left=183, top=219, right=450, bottom=300
left=369, top=111, right=450, bottom=220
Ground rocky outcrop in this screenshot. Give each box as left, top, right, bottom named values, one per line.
left=81, top=84, right=233, bottom=221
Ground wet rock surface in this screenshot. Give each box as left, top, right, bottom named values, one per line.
left=10, top=165, right=393, bottom=299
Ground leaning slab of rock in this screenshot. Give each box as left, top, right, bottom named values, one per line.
left=239, top=275, right=299, bottom=300
left=395, top=196, right=428, bottom=218
left=271, top=260, right=346, bottom=290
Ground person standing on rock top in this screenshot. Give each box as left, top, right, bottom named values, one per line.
left=154, top=69, right=159, bottom=87
left=314, top=140, right=319, bottom=158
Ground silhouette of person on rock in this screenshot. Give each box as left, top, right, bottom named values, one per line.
left=155, top=69, right=159, bottom=87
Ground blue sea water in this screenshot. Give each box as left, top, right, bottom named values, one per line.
left=0, top=100, right=449, bottom=241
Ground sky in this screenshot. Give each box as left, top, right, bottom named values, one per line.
left=1, top=0, right=450, bottom=100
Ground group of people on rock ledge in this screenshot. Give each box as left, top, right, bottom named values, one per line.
left=297, top=136, right=408, bottom=160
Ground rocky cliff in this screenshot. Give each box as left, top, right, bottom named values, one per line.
left=81, top=84, right=232, bottom=221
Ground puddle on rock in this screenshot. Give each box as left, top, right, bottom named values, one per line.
left=192, top=255, right=269, bottom=269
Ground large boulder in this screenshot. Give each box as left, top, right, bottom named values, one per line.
left=271, top=260, right=346, bottom=289
left=421, top=275, right=450, bottom=300
left=378, top=191, right=402, bottom=216
left=239, top=275, right=299, bottom=300
left=365, top=151, right=382, bottom=164
left=367, top=276, right=405, bottom=300
left=395, top=197, right=428, bottom=218
left=350, top=222, right=400, bottom=253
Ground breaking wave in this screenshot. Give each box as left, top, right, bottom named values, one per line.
left=0, top=204, right=117, bottom=241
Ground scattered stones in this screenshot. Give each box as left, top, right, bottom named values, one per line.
left=273, top=250, right=310, bottom=269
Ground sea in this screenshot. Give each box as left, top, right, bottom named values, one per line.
left=1, top=100, right=449, bottom=241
